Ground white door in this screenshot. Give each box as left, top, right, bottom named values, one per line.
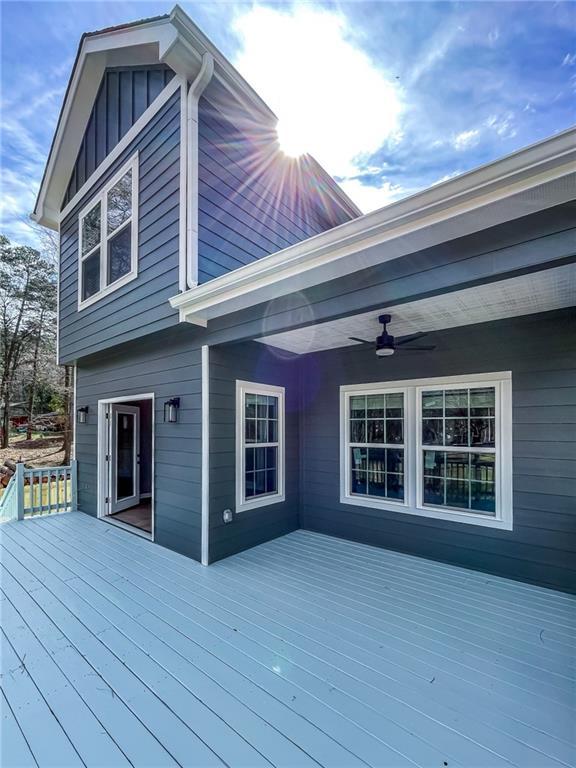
left=109, top=404, right=140, bottom=513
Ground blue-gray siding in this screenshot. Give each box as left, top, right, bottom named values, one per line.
left=209, top=342, right=300, bottom=562
left=75, top=327, right=203, bottom=560
left=63, top=65, right=175, bottom=207
left=197, top=86, right=356, bottom=283
left=58, top=89, right=181, bottom=364
left=299, top=309, right=576, bottom=593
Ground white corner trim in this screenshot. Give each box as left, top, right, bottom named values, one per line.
left=169, top=127, right=576, bottom=324
left=201, top=345, right=210, bottom=565
left=178, top=78, right=188, bottom=292
left=339, top=372, right=513, bottom=531
left=186, top=53, right=214, bottom=290
left=60, top=77, right=180, bottom=225
left=235, top=380, right=286, bottom=513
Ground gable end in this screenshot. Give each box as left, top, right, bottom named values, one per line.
left=62, top=65, right=175, bottom=209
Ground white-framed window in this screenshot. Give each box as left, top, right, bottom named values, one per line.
left=77, top=153, right=139, bottom=309
left=236, top=380, right=285, bottom=512
left=341, top=372, right=513, bottom=529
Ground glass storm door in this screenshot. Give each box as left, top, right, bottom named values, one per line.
left=110, top=404, right=140, bottom=513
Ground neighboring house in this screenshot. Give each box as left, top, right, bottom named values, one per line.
left=33, top=6, right=575, bottom=592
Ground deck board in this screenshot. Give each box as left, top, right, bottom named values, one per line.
left=1, top=512, right=574, bottom=768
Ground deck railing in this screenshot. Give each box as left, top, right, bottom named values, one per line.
left=0, top=461, right=77, bottom=523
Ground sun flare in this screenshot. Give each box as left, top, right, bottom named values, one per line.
left=233, top=7, right=403, bottom=176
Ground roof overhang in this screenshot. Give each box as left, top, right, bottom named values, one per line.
left=32, top=4, right=279, bottom=229
left=170, top=126, right=576, bottom=326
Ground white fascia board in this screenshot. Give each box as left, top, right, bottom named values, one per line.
left=169, top=127, right=576, bottom=325
left=33, top=21, right=177, bottom=229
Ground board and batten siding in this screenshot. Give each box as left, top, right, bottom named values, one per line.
left=197, top=87, right=356, bottom=284
left=75, top=327, right=204, bottom=560
left=298, top=309, right=576, bottom=593
left=63, top=65, right=175, bottom=207
left=58, top=88, right=181, bottom=364
left=208, top=342, right=300, bottom=562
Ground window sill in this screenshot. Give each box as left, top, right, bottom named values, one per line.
left=340, top=493, right=512, bottom=530
left=237, top=492, right=285, bottom=513
left=78, top=270, right=138, bottom=311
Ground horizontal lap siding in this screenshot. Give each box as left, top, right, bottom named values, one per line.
left=208, top=343, right=300, bottom=562
left=299, top=310, right=576, bottom=593
left=59, top=90, right=181, bottom=363
left=75, top=329, right=203, bottom=561
left=63, top=65, right=175, bottom=206
left=197, top=87, right=354, bottom=284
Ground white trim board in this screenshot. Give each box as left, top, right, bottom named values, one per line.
left=59, top=78, right=179, bottom=225
left=96, top=392, right=155, bottom=542
left=169, top=126, right=576, bottom=326
left=201, top=345, right=210, bottom=565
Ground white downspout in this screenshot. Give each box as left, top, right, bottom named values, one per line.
left=185, top=53, right=214, bottom=290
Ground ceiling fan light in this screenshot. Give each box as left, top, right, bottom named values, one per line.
left=376, top=330, right=395, bottom=357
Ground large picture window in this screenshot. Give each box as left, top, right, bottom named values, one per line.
left=341, top=373, right=512, bottom=529
left=78, top=154, right=138, bottom=309
left=236, top=381, right=285, bottom=511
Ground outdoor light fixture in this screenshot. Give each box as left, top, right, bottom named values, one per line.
left=77, top=406, right=89, bottom=424
left=375, top=315, right=396, bottom=357
left=164, top=397, right=180, bottom=423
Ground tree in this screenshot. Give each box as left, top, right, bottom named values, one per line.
left=0, top=235, right=57, bottom=447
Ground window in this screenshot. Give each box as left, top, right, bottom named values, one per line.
left=341, top=373, right=512, bottom=529
left=349, top=392, right=405, bottom=502
left=78, top=154, right=138, bottom=309
left=236, top=381, right=285, bottom=511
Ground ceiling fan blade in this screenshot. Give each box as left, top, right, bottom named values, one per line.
left=395, top=332, right=429, bottom=346
left=397, top=345, right=437, bottom=352
left=348, top=336, right=373, bottom=345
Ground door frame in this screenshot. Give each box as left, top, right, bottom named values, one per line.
left=97, top=393, right=155, bottom=541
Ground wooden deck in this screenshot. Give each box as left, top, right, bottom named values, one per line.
left=1, top=512, right=574, bottom=768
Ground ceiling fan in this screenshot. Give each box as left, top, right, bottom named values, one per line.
left=349, top=314, right=436, bottom=357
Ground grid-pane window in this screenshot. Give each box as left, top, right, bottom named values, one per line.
left=348, top=392, right=405, bottom=502
left=421, top=386, right=496, bottom=515
left=244, top=394, right=279, bottom=498
left=237, top=383, right=284, bottom=510
left=78, top=156, right=137, bottom=307
left=341, top=376, right=511, bottom=530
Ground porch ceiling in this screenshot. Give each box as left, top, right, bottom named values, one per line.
left=257, top=262, right=576, bottom=355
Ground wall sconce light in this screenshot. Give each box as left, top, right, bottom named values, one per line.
left=164, top=397, right=180, bottom=423
left=77, top=406, right=89, bottom=424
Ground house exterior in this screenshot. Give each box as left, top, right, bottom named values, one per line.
left=33, top=6, right=575, bottom=593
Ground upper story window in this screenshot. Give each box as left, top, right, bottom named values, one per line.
left=78, top=153, right=139, bottom=309
left=341, top=372, right=513, bottom=529
left=236, top=381, right=285, bottom=512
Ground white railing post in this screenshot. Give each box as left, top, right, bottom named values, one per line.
left=16, top=463, right=25, bottom=520
left=71, top=460, right=78, bottom=511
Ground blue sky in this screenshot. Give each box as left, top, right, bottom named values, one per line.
left=1, top=0, right=575, bottom=247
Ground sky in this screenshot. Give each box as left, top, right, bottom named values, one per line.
left=1, top=0, right=575, bottom=248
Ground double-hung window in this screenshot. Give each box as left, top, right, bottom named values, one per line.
left=341, top=372, right=512, bottom=529
left=236, top=381, right=285, bottom=511
left=78, top=154, right=138, bottom=309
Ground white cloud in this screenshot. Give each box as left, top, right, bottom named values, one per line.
left=485, top=113, right=517, bottom=138
left=232, top=6, right=403, bottom=177
left=452, top=129, right=480, bottom=150
left=338, top=178, right=408, bottom=214
left=561, top=52, right=576, bottom=67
